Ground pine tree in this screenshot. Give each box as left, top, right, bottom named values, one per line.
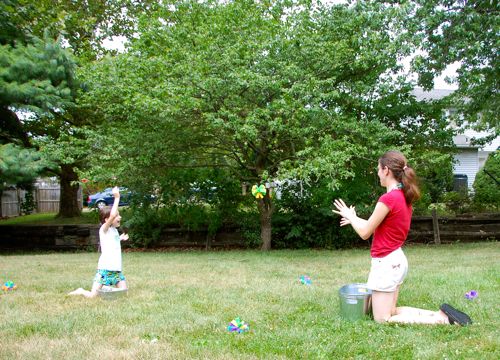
left=0, top=143, right=49, bottom=216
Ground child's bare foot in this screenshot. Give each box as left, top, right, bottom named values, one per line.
left=68, top=288, right=85, bottom=296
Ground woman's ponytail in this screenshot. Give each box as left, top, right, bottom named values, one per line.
left=401, top=165, right=420, bottom=205
left=379, top=151, right=420, bottom=205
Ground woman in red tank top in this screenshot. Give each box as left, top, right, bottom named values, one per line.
left=333, top=151, right=471, bottom=326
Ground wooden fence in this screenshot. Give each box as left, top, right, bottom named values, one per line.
left=408, top=214, right=500, bottom=243
left=0, top=189, right=26, bottom=217
left=0, top=214, right=498, bottom=251
left=35, top=187, right=61, bottom=213
left=148, top=215, right=500, bottom=248
left=1, top=186, right=82, bottom=217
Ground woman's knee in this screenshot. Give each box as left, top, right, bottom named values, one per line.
left=373, top=314, right=390, bottom=323
left=371, top=290, right=397, bottom=323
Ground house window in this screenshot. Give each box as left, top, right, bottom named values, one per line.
left=453, top=174, right=468, bottom=193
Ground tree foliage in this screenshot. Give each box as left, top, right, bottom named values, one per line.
left=1, top=0, right=160, bottom=61
left=0, top=1, right=80, bottom=216
left=473, top=150, right=500, bottom=209
left=412, top=0, right=499, bottom=135
left=0, top=35, right=76, bottom=113
left=79, top=0, right=456, bottom=248
left=4, top=0, right=489, bottom=245
left=1, top=0, right=158, bottom=217
left=0, top=143, right=49, bottom=189
left=0, top=0, right=80, bottom=138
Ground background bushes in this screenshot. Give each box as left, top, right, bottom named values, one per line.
left=121, top=151, right=498, bottom=249
left=473, top=151, right=500, bottom=211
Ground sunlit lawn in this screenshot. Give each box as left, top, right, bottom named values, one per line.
left=0, top=242, right=498, bottom=359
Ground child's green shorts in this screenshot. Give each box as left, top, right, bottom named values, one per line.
left=94, top=269, right=126, bottom=286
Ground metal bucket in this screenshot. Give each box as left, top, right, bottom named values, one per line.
left=97, top=286, right=128, bottom=300
left=339, top=283, right=372, bottom=321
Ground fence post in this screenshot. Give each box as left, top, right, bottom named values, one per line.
left=16, top=188, right=21, bottom=215
left=205, top=232, right=214, bottom=251
left=432, top=209, right=441, bottom=245
left=36, top=187, right=41, bottom=213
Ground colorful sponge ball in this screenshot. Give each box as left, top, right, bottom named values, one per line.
left=227, top=317, right=250, bottom=333
left=2, top=281, right=17, bottom=291
left=465, top=290, right=478, bottom=300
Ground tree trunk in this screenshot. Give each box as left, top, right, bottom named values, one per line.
left=257, top=192, right=274, bottom=251
left=0, top=189, right=3, bottom=218
left=57, top=164, right=81, bottom=218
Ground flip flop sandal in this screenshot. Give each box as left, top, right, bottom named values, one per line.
left=440, top=303, right=472, bottom=326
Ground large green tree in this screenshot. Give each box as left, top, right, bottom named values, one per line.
left=0, top=0, right=79, bottom=217
left=0, top=34, right=76, bottom=142
left=79, top=0, right=454, bottom=249
left=0, top=143, right=49, bottom=216
left=411, top=0, right=499, bottom=136
left=0, top=8, right=77, bottom=211
left=1, top=0, right=158, bottom=217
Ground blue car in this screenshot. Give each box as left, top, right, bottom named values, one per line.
left=87, top=188, right=131, bottom=209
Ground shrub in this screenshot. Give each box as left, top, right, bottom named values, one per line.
left=235, top=209, right=261, bottom=248
left=414, top=151, right=454, bottom=203
left=440, top=190, right=472, bottom=214
left=124, top=170, right=244, bottom=247
left=270, top=180, right=363, bottom=249
left=124, top=206, right=165, bottom=248
left=412, top=191, right=433, bottom=215
left=473, top=151, right=500, bottom=211
left=20, top=190, right=36, bottom=215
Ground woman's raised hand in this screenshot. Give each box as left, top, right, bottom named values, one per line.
left=332, top=199, right=356, bottom=222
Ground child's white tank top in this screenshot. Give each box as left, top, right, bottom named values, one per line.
left=97, top=226, right=122, bottom=271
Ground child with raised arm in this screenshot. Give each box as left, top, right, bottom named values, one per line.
left=69, top=186, right=128, bottom=298
left=333, top=150, right=472, bottom=326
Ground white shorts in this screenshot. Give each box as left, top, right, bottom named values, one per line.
left=367, top=247, right=408, bottom=292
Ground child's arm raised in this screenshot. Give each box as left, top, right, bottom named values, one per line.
left=102, top=186, right=120, bottom=233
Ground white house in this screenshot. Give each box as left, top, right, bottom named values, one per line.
left=452, top=134, right=481, bottom=190
left=412, top=88, right=499, bottom=190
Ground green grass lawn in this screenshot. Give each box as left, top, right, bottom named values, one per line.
left=0, top=212, right=97, bottom=225
left=0, top=243, right=498, bottom=359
